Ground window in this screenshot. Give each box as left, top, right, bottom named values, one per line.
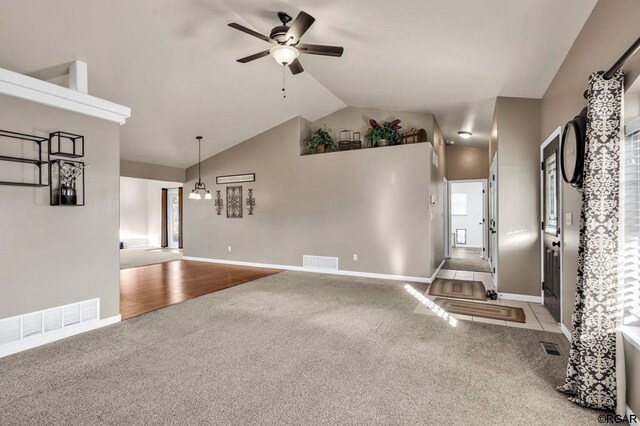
left=621, top=125, right=640, bottom=328
left=451, top=193, right=468, bottom=215
left=545, top=152, right=558, bottom=234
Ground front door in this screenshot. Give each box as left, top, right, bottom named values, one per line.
left=542, top=136, right=561, bottom=322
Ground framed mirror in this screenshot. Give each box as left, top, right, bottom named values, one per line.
left=560, top=107, right=587, bottom=188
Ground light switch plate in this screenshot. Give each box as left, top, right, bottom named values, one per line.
left=565, top=212, right=573, bottom=226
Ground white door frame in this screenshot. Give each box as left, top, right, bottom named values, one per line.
left=540, top=126, right=563, bottom=324
left=447, top=179, right=488, bottom=260
left=489, top=154, right=498, bottom=290
left=443, top=178, right=450, bottom=259
left=167, top=188, right=180, bottom=249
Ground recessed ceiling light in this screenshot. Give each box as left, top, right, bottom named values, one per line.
left=458, top=131, right=472, bottom=139
left=447, top=140, right=455, bottom=145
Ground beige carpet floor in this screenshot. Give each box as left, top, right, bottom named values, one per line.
left=120, top=247, right=182, bottom=269
left=0, top=271, right=602, bottom=424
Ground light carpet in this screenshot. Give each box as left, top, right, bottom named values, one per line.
left=0, top=271, right=602, bottom=424
left=120, top=247, right=182, bottom=269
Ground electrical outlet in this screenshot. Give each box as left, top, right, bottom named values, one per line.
left=353, top=254, right=358, bottom=261
left=228, top=246, right=232, bottom=252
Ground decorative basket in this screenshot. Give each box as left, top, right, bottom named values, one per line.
left=351, top=132, right=362, bottom=149
left=401, top=128, right=428, bottom=144
left=338, top=141, right=352, bottom=151
left=339, top=130, right=352, bottom=151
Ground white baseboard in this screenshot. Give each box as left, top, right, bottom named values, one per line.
left=627, top=405, right=636, bottom=421
left=0, top=314, right=121, bottom=358
left=183, top=256, right=432, bottom=283
left=429, top=259, right=445, bottom=282
left=498, top=292, right=543, bottom=304
left=560, top=323, right=572, bottom=341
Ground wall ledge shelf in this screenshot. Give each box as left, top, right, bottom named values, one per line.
left=0, top=67, right=131, bottom=125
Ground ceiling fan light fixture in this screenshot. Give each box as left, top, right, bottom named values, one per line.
left=458, top=131, right=472, bottom=139
left=270, top=45, right=299, bottom=65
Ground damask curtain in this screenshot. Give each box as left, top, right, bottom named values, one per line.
left=557, top=70, right=624, bottom=411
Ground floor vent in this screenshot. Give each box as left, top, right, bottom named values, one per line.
left=540, top=342, right=562, bottom=356
left=0, top=299, right=99, bottom=347
left=303, top=255, right=339, bottom=271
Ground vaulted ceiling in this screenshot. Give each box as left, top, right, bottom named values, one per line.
left=0, top=0, right=596, bottom=168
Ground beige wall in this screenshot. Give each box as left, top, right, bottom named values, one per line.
left=120, top=177, right=149, bottom=247
left=0, top=95, right=121, bottom=319
left=494, top=97, right=541, bottom=296
left=121, top=159, right=185, bottom=183
left=184, top=115, right=444, bottom=278
left=431, top=120, right=446, bottom=271
left=120, top=177, right=182, bottom=247
left=446, top=145, right=489, bottom=180
left=540, top=0, right=640, bottom=413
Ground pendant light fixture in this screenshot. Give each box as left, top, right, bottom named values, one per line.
left=189, top=136, right=212, bottom=200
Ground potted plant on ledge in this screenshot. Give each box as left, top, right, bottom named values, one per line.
left=365, top=119, right=402, bottom=147
left=305, top=127, right=335, bottom=154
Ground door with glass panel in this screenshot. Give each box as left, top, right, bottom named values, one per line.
left=542, top=136, right=561, bottom=322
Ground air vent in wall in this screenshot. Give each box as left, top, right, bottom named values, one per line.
left=303, top=255, right=339, bottom=270
left=0, top=298, right=99, bottom=347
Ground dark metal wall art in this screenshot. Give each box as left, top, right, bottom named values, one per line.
left=246, top=188, right=255, bottom=215
left=215, top=190, right=224, bottom=215
left=227, top=186, right=242, bottom=218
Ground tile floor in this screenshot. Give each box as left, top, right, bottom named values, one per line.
left=449, top=247, right=483, bottom=259
left=413, top=268, right=562, bottom=333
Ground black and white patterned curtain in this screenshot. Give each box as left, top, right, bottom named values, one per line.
left=557, top=70, right=624, bottom=410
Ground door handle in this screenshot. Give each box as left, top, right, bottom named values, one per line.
left=552, top=241, right=560, bottom=247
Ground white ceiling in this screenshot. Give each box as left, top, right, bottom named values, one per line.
left=0, top=0, right=596, bottom=167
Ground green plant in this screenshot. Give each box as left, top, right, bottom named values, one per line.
left=305, top=128, right=335, bottom=150
left=365, top=119, right=402, bottom=146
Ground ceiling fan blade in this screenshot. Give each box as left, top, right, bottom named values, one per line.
left=297, top=43, right=344, bottom=57
left=285, top=11, right=315, bottom=45
left=228, top=23, right=273, bottom=44
left=236, top=50, right=271, bottom=63
left=289, top=58, right=304, bottom=75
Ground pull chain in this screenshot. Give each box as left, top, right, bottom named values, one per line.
left=282, top=64, right=286, bottom=99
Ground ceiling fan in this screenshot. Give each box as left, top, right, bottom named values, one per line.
left=228, top=11, right=344, bottom=75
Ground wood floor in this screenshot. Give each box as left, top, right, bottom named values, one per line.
left=120, top=260, right=283, bottom=319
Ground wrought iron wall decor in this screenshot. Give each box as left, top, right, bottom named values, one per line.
left=49, top=131, right=84, bottom=158
left=49, top=159, right=86, bottom=206
left=227, top=186, right=242, bottom=218
left=246, top=188, right=255, bottom=215
left=215, top=190, right=224, bottom=215
left=0, top=129, right=48, bottom=187
left=48, top=131, right=86, bottom=206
